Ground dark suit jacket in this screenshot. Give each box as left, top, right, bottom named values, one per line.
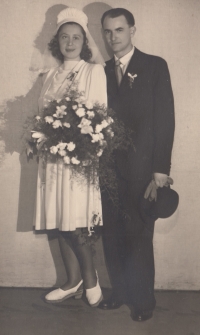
left=105, top=48, right=175, bottom=182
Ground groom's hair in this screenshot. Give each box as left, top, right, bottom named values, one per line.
left=101, top=8, right=135, bottom=27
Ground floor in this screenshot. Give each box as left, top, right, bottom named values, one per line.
left=0, top=288, right=199, bottom=335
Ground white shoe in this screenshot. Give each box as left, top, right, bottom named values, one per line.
left=86, top=274, right=103, bottom=307
left=45, top=280, right=83, bottom=303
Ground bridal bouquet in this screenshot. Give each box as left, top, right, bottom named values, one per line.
left=24, top=85, right=133, bottom=203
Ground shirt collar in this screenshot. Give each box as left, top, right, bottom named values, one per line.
left=114, top=46, right=135, bottom=66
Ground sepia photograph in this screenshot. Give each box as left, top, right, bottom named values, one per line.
left=0, top=0, right=200, bottom=334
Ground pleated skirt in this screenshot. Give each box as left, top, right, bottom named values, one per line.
left=33, top=159, right=102, bottom=232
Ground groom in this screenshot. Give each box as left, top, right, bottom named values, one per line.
left=99, top=8, right=175, bottom=321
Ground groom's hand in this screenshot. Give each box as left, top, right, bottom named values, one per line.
left=153, top=172, right=168, bottom=188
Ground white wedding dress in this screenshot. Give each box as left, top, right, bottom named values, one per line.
left=33, top=60, right=107, bottom=233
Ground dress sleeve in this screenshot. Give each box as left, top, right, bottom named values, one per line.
left=86, top=64, right=107, bottom=106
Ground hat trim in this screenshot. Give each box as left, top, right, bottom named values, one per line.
left=56, top=18, right=87, bottom=33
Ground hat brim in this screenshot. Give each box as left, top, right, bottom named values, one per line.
left=139, top=187, right=179, bottom=223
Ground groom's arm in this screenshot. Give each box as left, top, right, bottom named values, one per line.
left=152, top=58, right=175, bottom=177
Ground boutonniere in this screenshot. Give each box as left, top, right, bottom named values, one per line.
left=67, top=71, right=79, bottom=81
left=128, top=73, right=137, bottom=88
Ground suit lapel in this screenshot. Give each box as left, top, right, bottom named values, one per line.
left=106, top=48, right=142, bottom=96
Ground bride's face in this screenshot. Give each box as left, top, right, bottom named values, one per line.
left=58, top=23, right=84, bottom=61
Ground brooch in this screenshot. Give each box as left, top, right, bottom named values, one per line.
left=67, top=71, right=78, bottom=81
left=128, top=72, right=137, bottom=88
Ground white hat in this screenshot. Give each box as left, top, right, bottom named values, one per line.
left=30, top=7, right=105, bottom=73
left=56, top=7, right=88, bottom=32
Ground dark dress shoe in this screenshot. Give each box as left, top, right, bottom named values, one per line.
left=98, top=297, right=124, bottom=310
left=131, top=310, right=153, bottom=322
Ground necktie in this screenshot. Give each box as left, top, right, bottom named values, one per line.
left=115, top=59, right=123, bottom=86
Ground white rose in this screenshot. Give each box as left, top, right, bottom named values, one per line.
left=97, top=149, right=103, bottom=157
left=67, top=142, right=76, bottom=151
left=107, top=117, right=114, bottom=125
left=45, top=116, right=54, bottom=124
left=59, top=105, right=67, bottom=111
left=87, top=111, right=95, bottom=119
left=91, top=133, right=100, bottom=143
left=99, top=133, right=104, bottom=140
left=78, top=118, right=91, bottom=128
left=71, top=157, right=80, bottom=165
left=95, top=124, right=103, bottom=133
left=63, top=156, right=71, bottom=164
left=57, top=142, right=67, bottom=150
left=50, top=146, right=58, bottom=154
left=76, top=108, right=86, bottom=117
left=35, top=116, right=41, bottom=121
left=52, top=120, right=62, bottom=128
left=63, top=122, right=70, bottom=128
left=80, top=125, right=93, bottom=134
left=85, top=101, right=93, bottom=109
left=65, top=97, right=71, bottom=101
left=31, top=132, right=46, bottom=143
left=58, top=149, right=67, bottom=157
left=72, top=105, right=77, bottom=110
left=79, top=95, right=86, bottom=102
left=53, top=106, right=67, bottom=118
left=31, top=131, right=44, bottom=139
left=99, top=140, right=107, bottom=148
left=101, top=120, right=109, bottom=128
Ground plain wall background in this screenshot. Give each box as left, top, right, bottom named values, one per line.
left=0, top=0, right=200, bottom=289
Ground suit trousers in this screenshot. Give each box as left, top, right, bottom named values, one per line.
left=101, top=176, right=156, bottom=312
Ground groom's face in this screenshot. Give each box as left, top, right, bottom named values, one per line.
left=102, top=15, right=134, bottom=58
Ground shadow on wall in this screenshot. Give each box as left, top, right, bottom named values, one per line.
left=1, top=4, right=67, bottom=233
left=83, top=2, right=112, bottom=60
left=0, top=2, right=112, bottom=287
left=1, top=2, right=112, bottom=233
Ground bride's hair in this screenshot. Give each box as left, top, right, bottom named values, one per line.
left=48, top=22, right=92, bottom=62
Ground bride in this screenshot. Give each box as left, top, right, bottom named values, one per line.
left=33, top=7, right=107, bottom=307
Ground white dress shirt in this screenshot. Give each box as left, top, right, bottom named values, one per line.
left=114, top=46, right=135, bottom=74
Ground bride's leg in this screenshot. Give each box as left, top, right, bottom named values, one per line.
left=58, top=231, right=82, bottom=290
left=70, top=228, right=103, bottom=306
left=70, top=228, right=96, bottom=289
left=44, top=231, right=83, bottom=303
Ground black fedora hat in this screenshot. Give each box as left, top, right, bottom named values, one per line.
left=139, top=186, right=179, bottom=223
